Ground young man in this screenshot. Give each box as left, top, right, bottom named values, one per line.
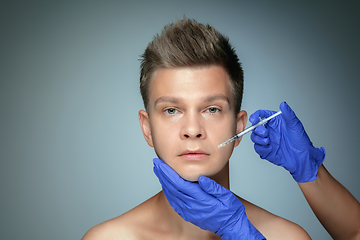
left=82, top=18, right=311, bottom=239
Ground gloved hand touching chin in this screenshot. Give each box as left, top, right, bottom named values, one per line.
left=249, top=101, right=325, bottom=183
left=153, top=158, right=266, bottom=240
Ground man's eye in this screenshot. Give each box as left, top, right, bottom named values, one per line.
left=165, top=108, right=178, bottom=114
left=207, top=107, right=220, bottom=114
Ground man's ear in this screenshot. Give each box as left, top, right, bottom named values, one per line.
left=139, top=110, right=154, bottom=147
left=234, top=110, right=247, bottom=147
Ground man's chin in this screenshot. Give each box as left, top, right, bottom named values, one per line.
left=178, top=171, right=210, bottom=183
left=171, top=163, right=218, bottom=182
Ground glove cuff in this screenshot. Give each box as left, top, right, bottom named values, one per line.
left=292, top=147, right=325, bottom=183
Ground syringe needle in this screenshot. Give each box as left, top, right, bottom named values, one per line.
left=217, top=111, right=282, bottom=148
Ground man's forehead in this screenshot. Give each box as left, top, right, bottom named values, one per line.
left=150, top=66, right=231, bottom=87
left=148, top=66, right=235, bottom=108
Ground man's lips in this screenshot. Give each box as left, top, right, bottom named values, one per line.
left=179, top=150, right=210, bottom=160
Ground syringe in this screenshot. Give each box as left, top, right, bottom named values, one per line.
left=217, top=110, right=282, bottom=148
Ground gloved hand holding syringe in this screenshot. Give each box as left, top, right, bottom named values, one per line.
left=217, top=110, right=282, bottom=148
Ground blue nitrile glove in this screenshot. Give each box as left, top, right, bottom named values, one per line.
left=249, top=102, right=325, bottom=183
left=153, top=158, right=266, bottom=240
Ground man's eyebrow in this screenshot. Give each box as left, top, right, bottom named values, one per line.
left=153, top=94, right=231, bottom=107
left=154, top=97, right=181, bottom=106
left=203, top=94, right=231, bottom=106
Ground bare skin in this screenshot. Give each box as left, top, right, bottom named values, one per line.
left=82, top=190, right=310, bottom=240
left=298, top=165, right=360, bottom=240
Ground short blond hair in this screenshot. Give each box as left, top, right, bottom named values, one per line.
left=140, top=18, right=244, bottom=113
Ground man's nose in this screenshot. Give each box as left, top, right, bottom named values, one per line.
left=180, top=113, right=206, bottom=140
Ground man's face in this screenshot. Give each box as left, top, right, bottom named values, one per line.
left=139, top=65, right=247, bottom=182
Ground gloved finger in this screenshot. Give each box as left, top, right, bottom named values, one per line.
left=198, top=176, right=234, bottom=201
left=249, top=109, right=276, bottom=125
left=153, top=158, right=188, bottom=191
left=254, top=143, right=272, bottom=159
left=153, top=164, right=176, bottom=197
left=280, top=102, right=300, bottom=127
left=162, top=187, right=200, bottom=223
left=158, top=169, right=212, bottom=215
left=164, top=186, right=211, bottom=212
left=154, top=166, right=202, bottom=207
left=153, top=160, right=189, bottom=197
left=153, top=158, right=208, bottom=201
left=162, top=185, right=189, bottom=210
left=252, top=125, right=268, bottom=138
left=250, top=132, right=269, bottom=145
left=153, top=161, right=195, bottom=201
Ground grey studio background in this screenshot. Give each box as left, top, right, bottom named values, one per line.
left=1, top=1, right=359, bottom=239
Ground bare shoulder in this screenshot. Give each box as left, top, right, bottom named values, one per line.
left=81, top=217, right=133, bottom=240
left=82, top=193, right=162, bottom=240
left=239, top=196, right=311, bottom=240
left=81, top=208, right=141, bottom=240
